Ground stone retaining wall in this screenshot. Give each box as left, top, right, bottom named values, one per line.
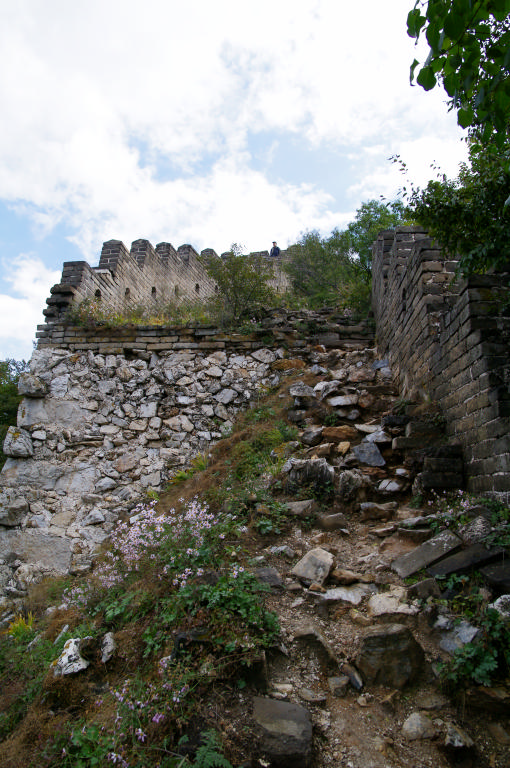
left=372, top=227, right=510, bottom=500
left=0, top=313, right=375, bottom=579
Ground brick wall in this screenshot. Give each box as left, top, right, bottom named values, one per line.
left=42, top=239, right=291, bottom=328
left=372, top=227, right=510, bottom=500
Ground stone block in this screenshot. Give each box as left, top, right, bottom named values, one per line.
left=355, top=624, right=425, bottom=688
left=291, top=547, right=334, bottom=586
left=253, top=697, right=313, bottom=768
left=427, top=543, right=505, bottom=578
left=391, top=531, right=462, bottom=578
left=480, top=562, right=510, bottom=592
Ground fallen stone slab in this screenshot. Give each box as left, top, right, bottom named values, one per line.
left=330, top=567, right=371, bottom=585
left=480, top=562, right=510, bottom=592
left=367, top=586, right=419, bottom=618
left=391, top=531, right=462, bottom=579
left=407, top=578, right=441, bottom=600
left=427, top=543, right=505, bottom=578
left=402, top=711, right=438, bottom=741
left=315, top=583, right=376, bottom=606
left=253, top=567, right=284, bottom=590
left=444, top=722, right=475, bottom=749
left=316, top=512, right=349, bottom=531
left=253, top=697, right=313, bottom=768
left=464, top=684, right=510, bottom=715
left=360, top=501, right=397, bottom=521
left=438, top=619, right=479, bottom=655
left=327, top=675, right=350, bottom=697
left=292, top=624, right=339, bottom=668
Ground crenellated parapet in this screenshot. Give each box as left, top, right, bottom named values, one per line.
left=40, top=238, right=291, bottom=333
left=371, top=226, right=510, bottom=500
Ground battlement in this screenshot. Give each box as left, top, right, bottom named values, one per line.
left=40, top=238, right=291, bottom=330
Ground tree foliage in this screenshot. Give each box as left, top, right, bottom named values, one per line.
left=344, top=200, right=408, bottom=280
left=285, top=200, right=408, bottom=311
left=202, top=244, right=276, bottom=324
left=285, top=229, right=351, bottom=307
left=407, top=0, right=510, bottom=146
left=0, top=359, right=27, bottom=468
left=402, top=142, right=510, bottom=274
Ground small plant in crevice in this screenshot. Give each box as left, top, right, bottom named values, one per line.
left=438, top=608, right=510, bottom=688
left=185, top=729, right=233, bottom=768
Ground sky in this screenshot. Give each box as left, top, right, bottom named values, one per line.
left=0, top=0, right=469, bottom=361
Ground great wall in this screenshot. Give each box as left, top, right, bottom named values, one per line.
left=0, top=227, right=509, bottom=586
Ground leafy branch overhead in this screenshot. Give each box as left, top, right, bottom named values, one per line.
left=408, top=0, right=510, bottom=146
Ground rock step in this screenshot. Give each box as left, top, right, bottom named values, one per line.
left=427, top=543, right=506, bottom=578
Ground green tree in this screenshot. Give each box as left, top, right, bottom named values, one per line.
left=404, top=141, right=510, bottom=274
left=407, top=0, right=510, bottom=147
left=285, top=200, right=408, bottom=311
left=0, top=359, right=27, bottom=468
left=202, top=244, right=276, bottom=324
left=284, top=229, right=351, bottom=307
left=344, top=200, right=408, bottom=281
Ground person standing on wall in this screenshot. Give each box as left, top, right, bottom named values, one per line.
left=269, top=241, right=280, bottom=258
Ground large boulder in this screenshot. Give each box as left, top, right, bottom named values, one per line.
left=355, top=624, right=425, bottom=688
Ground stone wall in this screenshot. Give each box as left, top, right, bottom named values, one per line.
left=41, top=238, right=291, bottom=331
left=372, top=227, right=510, bottom=500
left=0, top=312, right=375, bottom=579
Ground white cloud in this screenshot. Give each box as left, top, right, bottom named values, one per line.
left=0, top=0, right=471, bottom=294
left=0, top=1, right=468, bottom=257
left=0, top=256, right=61, bottom=359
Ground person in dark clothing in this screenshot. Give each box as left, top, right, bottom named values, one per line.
left=269, top=241, right=280, bottom=258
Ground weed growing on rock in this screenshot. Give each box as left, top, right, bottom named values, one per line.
left=439, top=608, right=510, bottom=688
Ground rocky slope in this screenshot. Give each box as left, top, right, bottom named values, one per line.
left=0, top=342, right=509, bottom=768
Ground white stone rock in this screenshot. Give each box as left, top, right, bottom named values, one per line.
left=291, top=547, right=334, bottom=586
left=367, top=586, right=419, bottom=617
left=490, top=594, right=510, bottom=621
left=52, top=637, right=91, bottom=677
left=50, top=375, right=70, bottom=398
left=214, top=388, right=237, bottom=405
left=101, top=632, right=116, bottom=663
left=251, top=348, right=275, bottom=363
left=82, top=510, right=106, bottom=526
left=3, top=427, right=34, bottom=457
left=205, top=365, right=223, bottom=378
left=327, top=394, right=358, bottom=407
